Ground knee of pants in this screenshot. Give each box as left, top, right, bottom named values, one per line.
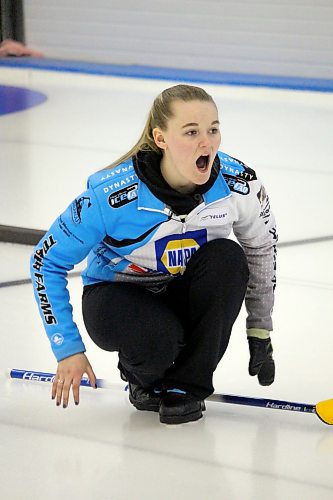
left=121, top=330, right=184, bottom=375
left=188, top=238, right=249, bottom=277
left=83, top=325, right=119, bottom=353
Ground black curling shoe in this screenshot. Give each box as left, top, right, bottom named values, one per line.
left=159, top=390, right=206, bottom=424
left=128, top=383, right=161, bottom=412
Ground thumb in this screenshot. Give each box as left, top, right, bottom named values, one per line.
left=249, top=354, right=264, bottom=376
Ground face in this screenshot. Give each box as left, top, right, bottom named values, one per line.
left=153, top=99, right=221, bottom=193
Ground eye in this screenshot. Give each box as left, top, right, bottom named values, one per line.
left=185, top=130, right=198, bottom=136
left=209, top=127, right=220, bottom=134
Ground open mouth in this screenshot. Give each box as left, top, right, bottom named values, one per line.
left=196, top=155, right=210, bottom=172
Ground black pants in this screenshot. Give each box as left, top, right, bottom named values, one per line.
left=82, top=239, right=249, bottom=399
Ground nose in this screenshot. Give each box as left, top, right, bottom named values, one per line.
left=198, top=133, right=210, bottom=148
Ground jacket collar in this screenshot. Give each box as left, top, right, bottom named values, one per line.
left=203, top=171, right=231, bottom=205
left=137, top=172, right=231, bottom=212
left=137, top=179, right=169, bottom=213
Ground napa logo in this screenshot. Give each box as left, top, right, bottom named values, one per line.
left=155, top=230, right=207, bottom=275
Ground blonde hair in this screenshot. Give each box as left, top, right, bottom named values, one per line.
left=105, top=84, right=216, bottom=169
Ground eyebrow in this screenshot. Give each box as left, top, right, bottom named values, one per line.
left=181, top=120, right=220, bottom=128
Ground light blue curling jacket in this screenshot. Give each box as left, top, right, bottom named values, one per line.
left=30, top=151, right=277, bottom=361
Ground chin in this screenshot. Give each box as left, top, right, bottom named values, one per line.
left=194, top=178, right=208, bottom=185
left=195, top=171, right=211, bottom=184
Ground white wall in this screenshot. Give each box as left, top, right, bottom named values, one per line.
left=24, top=0, right=333, bottom=79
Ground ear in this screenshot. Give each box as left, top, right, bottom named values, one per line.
left=152, top=127, right=167, bottom=151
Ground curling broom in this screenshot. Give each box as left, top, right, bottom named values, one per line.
left=8, top=368, right=333, bottom=425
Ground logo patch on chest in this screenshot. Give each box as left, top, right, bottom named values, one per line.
left=155, top=230, right=207, bottom=275
left=108, top=184, right=138, bottom=208
left=198, top=210, right=230, bottom=226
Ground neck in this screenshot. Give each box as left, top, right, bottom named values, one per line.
left=160, top=157, right=196, bottom=194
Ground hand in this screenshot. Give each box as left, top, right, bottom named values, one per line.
left=0, top=39, right=44, bottom=57
left=248, top=337, right=275, bottom=386
left=52, top=353, right=96, bottom=407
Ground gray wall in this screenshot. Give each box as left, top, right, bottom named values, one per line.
left=24, top=0, right=333, bottom=79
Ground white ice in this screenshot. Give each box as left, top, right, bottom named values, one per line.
left=0, top=68, right=333, bottom=500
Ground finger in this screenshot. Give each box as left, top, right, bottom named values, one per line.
left=72, top=378, right=81, bottom=406
left=86, top=365, right=97, bottom=389
left=248, top=347, right=268, bottom=376
left=51, top=377, right=58, bottom=400
left=62, top=379, right=72, bottom=408
left=55, top=378, right=65, bottom=406
left=258, top=357, right=275, bottom=386
left=52, top=373, right=63, bottom=400
left=249, top=357, right=264, bottom=376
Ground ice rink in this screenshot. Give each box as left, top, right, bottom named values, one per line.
left=0, top=64, right=333, bottom=499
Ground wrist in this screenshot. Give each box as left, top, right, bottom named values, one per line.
left=247, top=328, right=271, bottom=340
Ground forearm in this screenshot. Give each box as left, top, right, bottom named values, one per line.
left=30, top=186, right=105, bottom=360
left=30, top=233, right=86, bottom=360
left=243, top=241, right=277, bottom=331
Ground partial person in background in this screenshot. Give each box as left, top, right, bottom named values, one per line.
left=0, top=38, right=43, bottom=57
left=30, top=84, right=277, bottom=425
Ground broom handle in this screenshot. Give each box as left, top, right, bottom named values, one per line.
left=9, top=368, right=316, bottom=414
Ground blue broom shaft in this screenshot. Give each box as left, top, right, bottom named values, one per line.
left=9, top=369, right=316, bottom=414
left=10, top=368, right=99, bottom=388
left=207, top=393, right=316, bottom=414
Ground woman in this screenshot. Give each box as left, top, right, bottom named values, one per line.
left=31, top=84, right=277, bottom=425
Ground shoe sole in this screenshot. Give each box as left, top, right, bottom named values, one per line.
left=160, top=409, right=203, bottom=424
left=129, top=394, right=160, bottom=412
left=159, top=401, right=206, bottom=425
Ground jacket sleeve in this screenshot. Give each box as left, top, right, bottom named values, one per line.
left=232, top=179, right=277, bottom=331
left=30, top=187, right=106, bottom=361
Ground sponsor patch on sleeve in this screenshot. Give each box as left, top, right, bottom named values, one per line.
left=223, top=174, right=250, bottom=195
left=257, top=186, right=271, bottom=224
left=32, top=235, right=58, bottom=325
left=71, top=196, right=92, bottom=224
